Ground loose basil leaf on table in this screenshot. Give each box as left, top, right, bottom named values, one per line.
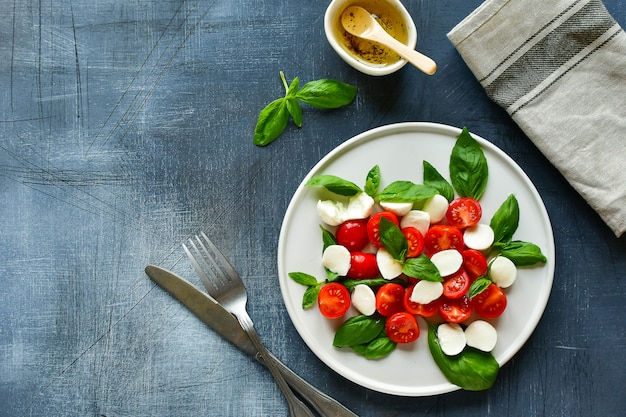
left=449, top=127, right=489, bottom=200
left=254, top=98, right=290, bottom=147
left=296, top=79, right=357, bottom=109
left=254, top=71, right=357, bottom=146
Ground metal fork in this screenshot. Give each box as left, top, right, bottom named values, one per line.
left=183, top=232, right=316, bottom=417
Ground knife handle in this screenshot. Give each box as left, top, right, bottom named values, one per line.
left=255, top=351, right=359, bottom=417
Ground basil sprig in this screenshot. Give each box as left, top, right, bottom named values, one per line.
left=254, top=71, right=357, bottom=146
left=427, top=323, right=499, bottom=391
left=333, top=315, right=396, bottom=359
left=489, top=194, right=547, bottom=266
left=379, top=217, right=442, bottom=282
left=450, top=127, right=489, bottom=200
left=288, top=272, right=322, bottom=309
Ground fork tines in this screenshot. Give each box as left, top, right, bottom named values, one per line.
left=183, top=232, right=236, bottom=292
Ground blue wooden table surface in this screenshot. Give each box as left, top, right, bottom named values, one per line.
left=2, top=0, right=625, bottom=416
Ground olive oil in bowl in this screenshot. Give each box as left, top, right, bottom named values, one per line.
left=333, top=0, right=410, bottom=66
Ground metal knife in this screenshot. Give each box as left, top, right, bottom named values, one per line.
left=145, top=265, right=358, bottom=417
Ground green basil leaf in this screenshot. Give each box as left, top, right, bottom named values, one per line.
left=379, top=216, right=407, bottom=261
left=376, top=180, right=438, bottom=204
left=423, top=160, right=455, bottom=202
left=402, top=254, right=442, bottom=281
left=428, top=323, right=499, bottom=391
left=364, top=165, right=381, bottom=197
left=320, top=226, right=340, bottom=280
left=342, top=277, right=400, bottom=292
left=449, top=127, right=489, bottom=200
left=326, top=270, right=340, bottom=281
left=286, top=76, right=299, bottom=96
left=306, top=174, right=362, bottom=196
left=351, top=336, right=396, bottom=359
left=468, top=277, right=492, bottom=298
left=288, top=272, right=319, bottom=287
left=302, top=284, right=321, bottom=309
left=296, top=79, right=357, bottom=109
left=498, top=240, right=547, bottom=266
left=490, top=194, right=520, bottom=244
left=333, top=315, right=385, bottom=348
left=253, top=98, right=289, bottom=146
left=320, top=225, right=337, bottom=250
left=286, top=97, right=303, bottom=128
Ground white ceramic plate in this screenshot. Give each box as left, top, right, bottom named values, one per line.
left=277, top=122, right=555, bottom=396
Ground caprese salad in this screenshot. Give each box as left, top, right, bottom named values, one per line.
left=288, top=128, right=547, bottom=391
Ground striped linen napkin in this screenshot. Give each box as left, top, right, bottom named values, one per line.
left=448, top=0, right=626, bottom=237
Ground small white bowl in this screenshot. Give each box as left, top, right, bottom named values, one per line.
left=324, top=0, right=418, bottom=76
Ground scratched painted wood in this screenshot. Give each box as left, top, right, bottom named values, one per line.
left=1, top=0, right=625, bottom=416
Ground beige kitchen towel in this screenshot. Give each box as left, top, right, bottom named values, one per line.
left=448, top=0, right=626, bottom=237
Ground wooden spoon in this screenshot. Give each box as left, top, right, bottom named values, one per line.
left=341, top=6, right=437, bottom=75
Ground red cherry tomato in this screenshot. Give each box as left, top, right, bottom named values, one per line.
left=375, top=283, right=405, bottom=317
left=462, top=249, right=488, bottom=279
left=402, top=227, right=424, bottom=257
left=335, top=219, right=369, bottom=252
left=403, top=285, right=440, bottom=317
left=443, top=269, right=471, bottom=299
left=439, top=295, right=473, bottom=323
left=317, top=282, right=351, bottom=319
left=446, top=197, right=482, bottom=229
left=346, top=252, right=379, bottom=279
left=472, top=283, right=507, bottom=319
left=366, top=212, right=399, bottom=248
left=385, top=312, right=420, bottom=344
left=424, top=225, right=465, bottom=254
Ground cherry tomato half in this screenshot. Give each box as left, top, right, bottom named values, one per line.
left=385, top=312, right=420, bottom=343
left=443, top=269, right=471, bottom=299
left=402, top=227, right=425, bottom=258
left=367, top=212, right=399, bottom=248
left=375, top=283, right=405, bottom=317
left=403, top=285, right=440, bottom=317
left=472, top=283, right=507, bottom=319
left=346, top=252, right=379, bottom=279
left=424, top=225, right=465, bottom=254
left=446, top=197, right=482, bottom=229
left=462, top=249, right=488, bottom=279
left=439, top=295, right=473, bottom=323
left=336, top=219, right=369, bottom=252
left=317, top=282, right=351, bottom=319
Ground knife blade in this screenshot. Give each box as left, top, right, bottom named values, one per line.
left=145, top=265, right=358, bottom=417
left=145, top=265, right=254, bottom=354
